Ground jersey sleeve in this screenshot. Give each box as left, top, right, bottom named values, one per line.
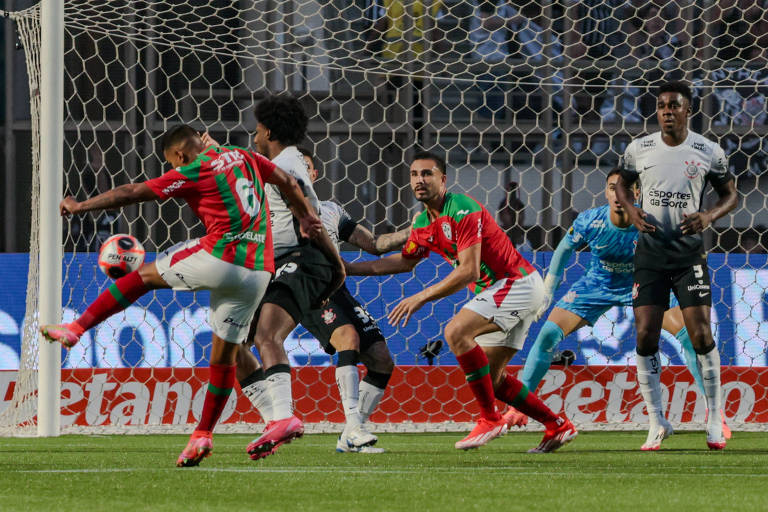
left=250, top=151, right=276, bottom=183
left=144, top=165, right=200, bottom=199
left=618, top=140, right=640, bottom=182
left=563, top=211, right=589, bottom=249
left=336, top=205, right=358, bottom=242
left=706, top=144, right=733, bottom=187
left=401, top=230, right=429, bottom=260
left=456, top=211, right=483, bottom=252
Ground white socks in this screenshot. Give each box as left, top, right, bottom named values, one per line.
left=359, top=380, right=386, bottom=424
left=636, top=352, right=665, bottom=426
left=266, top=370, right=293, bottom=421
left=336, top=365, right=362, bottom=429
left=241, top=379, right=273, bottom=424
left=697, top=346, right=723, bottom=438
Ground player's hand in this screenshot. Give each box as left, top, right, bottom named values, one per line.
left=200, top=132, right=219, bottom=147
left=627, top=206, right=655, bottom=233
left=679, top=212, right=711, bottom=235
left=59, top=196, right=81, bottom=216
left=388, top=294, right=425, bottom=328
left=298, top=213, right=323, bottom=239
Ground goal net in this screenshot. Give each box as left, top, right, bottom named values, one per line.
left=1, top=0, right=766, bottom=435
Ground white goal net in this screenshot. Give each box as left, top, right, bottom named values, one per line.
left=1, top=0, right=766, bottom=435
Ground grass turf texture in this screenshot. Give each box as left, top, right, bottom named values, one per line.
left=2, top=432, right=766, bottom=512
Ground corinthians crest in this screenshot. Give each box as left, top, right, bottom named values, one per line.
left=322, top=308, right=336, bottom=324
left=684, top=160, right=701, bottom=179
left=442, top=222, right=452, bottom=240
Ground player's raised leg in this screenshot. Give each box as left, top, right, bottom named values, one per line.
left=41, top=263, right=160, bottom=347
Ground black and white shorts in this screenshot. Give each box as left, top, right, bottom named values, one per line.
left=632, top=250, right=712, bottom=309
left=300, top=284, right=385, bottom=355
left=260, top=243, right=337, bottom=324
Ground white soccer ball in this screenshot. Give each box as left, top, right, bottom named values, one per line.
left=98, top=234, right=145, bottom=279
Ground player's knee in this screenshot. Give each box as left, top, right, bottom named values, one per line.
left=686, top=323, right=713, bottom=350
left=444, top=321, right=471, bottom=352
left=330, top=325, right=360, bottom=352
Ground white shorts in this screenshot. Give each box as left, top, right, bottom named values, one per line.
left=463, top=271, right=545, bottom=350
left=155, top=239, right=271, bottom=343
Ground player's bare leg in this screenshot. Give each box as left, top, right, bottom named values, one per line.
left=634, top=305, right=674, bottom=451
left=177, top=334, right=239, bottom=467
left=521, top=307, right=588, bottom=393
left=443, top=310, right=508, bottom=449
left=662, top=307, right=730, bottom=439
left=328, top=324, right=378, bottom=451
left=246, top=304, right=304, bottom=460
left=40, top=262, right=165, bottom=347
left=681, top=305, right=725, bottom=449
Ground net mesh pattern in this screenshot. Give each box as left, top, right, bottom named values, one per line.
left=1, top=0, right=766, bottom=434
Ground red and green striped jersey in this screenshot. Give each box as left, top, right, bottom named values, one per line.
left=401, top=192, right=535, bottom=294
left=145, top=145, right=276, bottom=272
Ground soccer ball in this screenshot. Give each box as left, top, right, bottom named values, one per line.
left=98, top=234, right=145, bottom=279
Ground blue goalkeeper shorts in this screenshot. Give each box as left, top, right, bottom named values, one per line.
left=555, top=276, right=679, bottom=326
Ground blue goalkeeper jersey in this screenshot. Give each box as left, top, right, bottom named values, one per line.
left=563, top=205, right=637, bottom=294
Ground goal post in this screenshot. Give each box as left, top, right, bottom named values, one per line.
left=37, top=0, right=65, bottom=437
left=1, top=1, right=767, bottom=436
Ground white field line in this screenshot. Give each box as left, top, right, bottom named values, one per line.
left=14, top=467, right=768, bottom=477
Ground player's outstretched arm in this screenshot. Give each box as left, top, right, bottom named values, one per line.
left=388, top=243, right=481, bottom=327
left=537, top=234, right=579, bottom=319
left=60, top=183, right=158, bottom=216
left=345, top=253, right=418, bottom=276
left=616, top=173, right=654, bottom=233
left=680, top=179, right=738, bottom=235
left=346, top=224, right=412, bottom=255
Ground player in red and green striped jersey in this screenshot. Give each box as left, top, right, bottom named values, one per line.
left=345, top=150, right=577, bottom=453
left=39, top=125, right=328, bottom=467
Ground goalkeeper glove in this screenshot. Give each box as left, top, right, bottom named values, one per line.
left=535, top=273, right=558, bottom=320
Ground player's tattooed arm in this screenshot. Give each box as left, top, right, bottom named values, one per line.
left=615, top=173, right=654, bottom=233
left=680, top=179, right=738, bottom=235
left=345, top=253, right=418, bottom=276
left=346, top=224, right=412, bottom=255
left=60, top=183, right=158, bottom=216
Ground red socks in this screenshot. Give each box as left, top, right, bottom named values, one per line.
left=75, top=271, right=149, bottom=332
left=495, top=373, right=560, bottom=429
left=195, top=364, right=236, bottom=434
left=456, top=345, right=501, bottom=421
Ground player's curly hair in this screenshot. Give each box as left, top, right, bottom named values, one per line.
left=412, top=150, right=447, bottom=176
left=657, top=80, right=692, bottom=105
left=254, top=95, right=308, bottom=146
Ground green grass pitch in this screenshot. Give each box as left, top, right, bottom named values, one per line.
left=2, top=432, right=766, bottom=511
